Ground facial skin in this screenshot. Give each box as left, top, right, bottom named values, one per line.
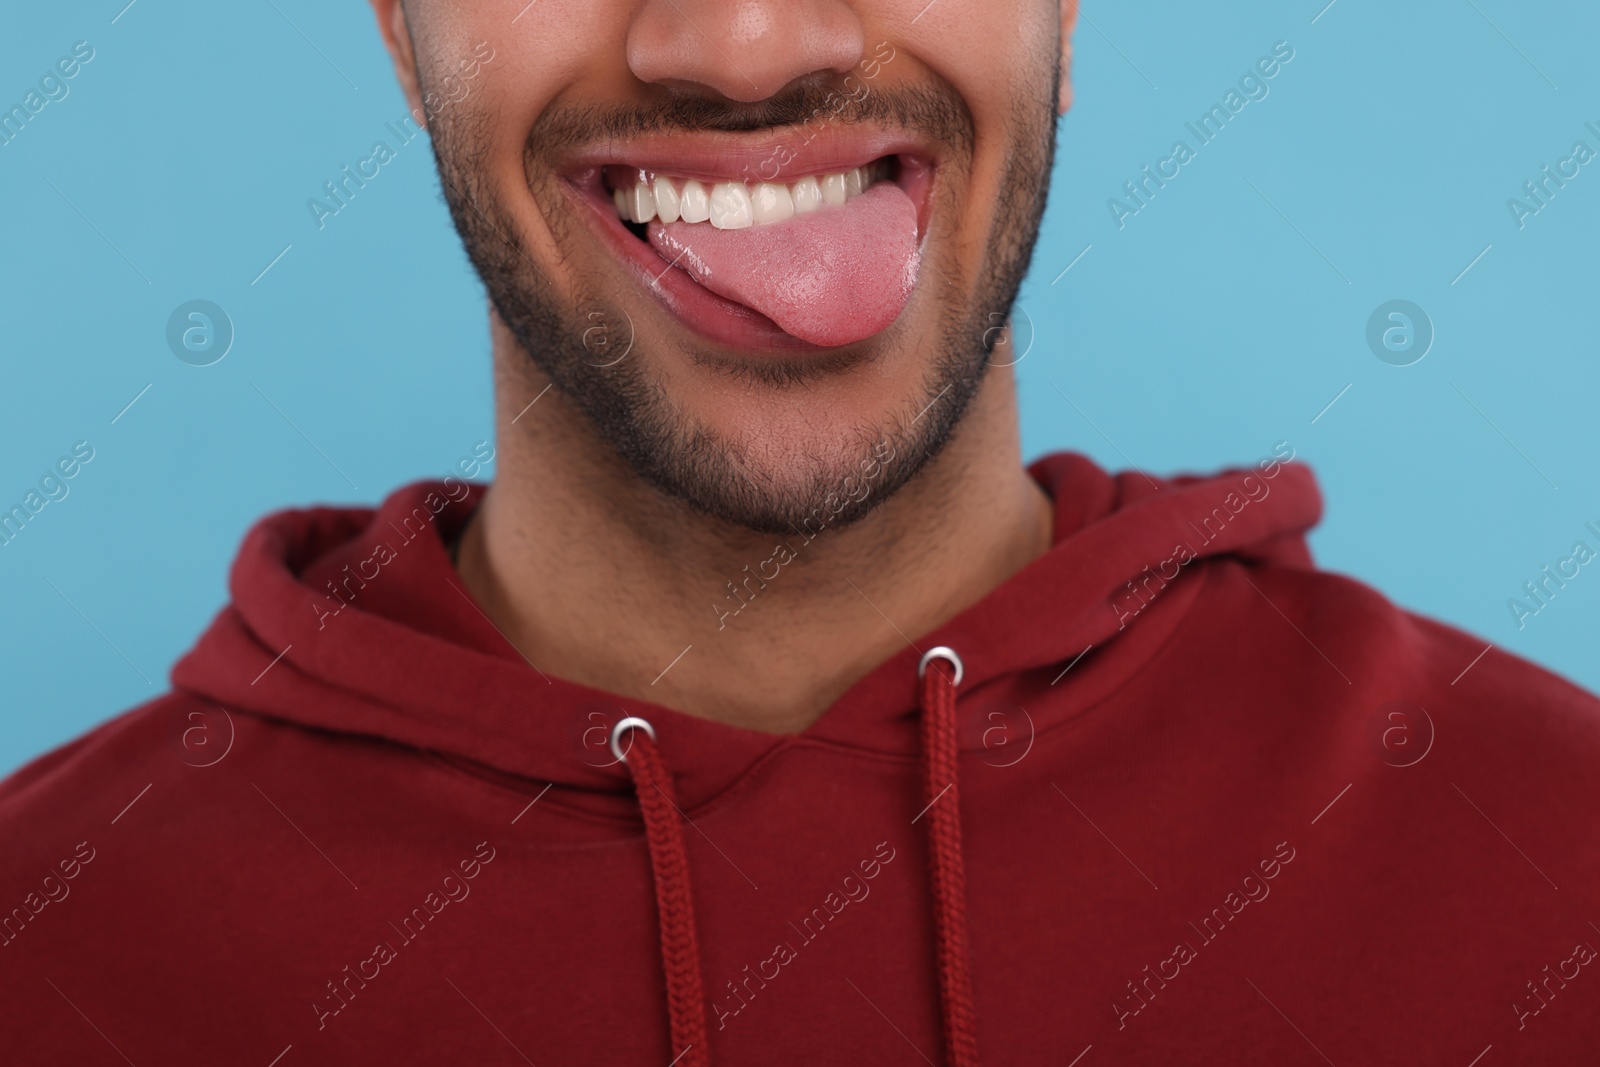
left=371, top=0, right=1077, bottom=730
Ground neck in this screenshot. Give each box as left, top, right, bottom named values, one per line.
left=457, top=318, right=1054, bottom=734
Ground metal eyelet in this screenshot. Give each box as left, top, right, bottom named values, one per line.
left=609, top=716, right=656, bottom=764
left=917, top=646, right=964, bottom=687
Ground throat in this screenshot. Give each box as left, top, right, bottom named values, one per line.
left=455, top=427, right=1053, bottom=735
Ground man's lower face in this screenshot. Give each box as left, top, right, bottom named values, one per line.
left=422, top=29, right=1057, bottom=534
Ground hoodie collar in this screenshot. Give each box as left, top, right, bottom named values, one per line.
left=171, top=453, right=1321, bottom=805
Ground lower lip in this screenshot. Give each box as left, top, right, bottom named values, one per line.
left=563, top=160, right=934, bottom=355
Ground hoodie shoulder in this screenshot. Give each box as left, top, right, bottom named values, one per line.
left=1401, top=599, right=1600, bottom=750
left=0, top=695, right=185, bottom=837
left=1227, top=555, right=1600, bottom=759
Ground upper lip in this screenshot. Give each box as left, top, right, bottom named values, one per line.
left=560, top=125, right=937, bottom=185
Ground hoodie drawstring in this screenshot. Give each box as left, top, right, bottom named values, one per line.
left=611, top=646, right=978, bottom=1067
left=917, top=647, right=980, bottom=1067
left=612, top=716, right=710, bottom=1067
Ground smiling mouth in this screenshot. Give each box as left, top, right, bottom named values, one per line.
left=564, top=144, right=935, bottom=351
left=609, top=161, right=893, bottom=228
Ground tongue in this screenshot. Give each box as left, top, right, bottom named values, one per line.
left=647, top=182, right=921, bottom=347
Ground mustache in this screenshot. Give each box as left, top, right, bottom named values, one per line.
left=523, top=74, right=974, bottom=160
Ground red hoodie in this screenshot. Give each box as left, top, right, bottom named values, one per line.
left=2, top=450, right=1597, bottom=1065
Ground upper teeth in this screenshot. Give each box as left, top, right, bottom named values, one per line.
left=612, top=163, right=890, bottom=229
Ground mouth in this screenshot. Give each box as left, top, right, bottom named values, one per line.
left=561, top=133, right=936, bottom=353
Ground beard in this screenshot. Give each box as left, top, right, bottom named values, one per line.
left=422, top=69, right=1058, bottom=536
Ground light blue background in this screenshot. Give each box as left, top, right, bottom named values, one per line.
left=2, top=1, right=1596, bottom=775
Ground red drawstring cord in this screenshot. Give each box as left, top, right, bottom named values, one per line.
left=918, top=649, right=980, bottom=1067
left=615, top=644, right=978, bottom=1067
left=616, top=721, right=710, bottom=1067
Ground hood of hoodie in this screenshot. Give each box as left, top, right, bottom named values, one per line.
left=172, top=449, right=1319, bottom=810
